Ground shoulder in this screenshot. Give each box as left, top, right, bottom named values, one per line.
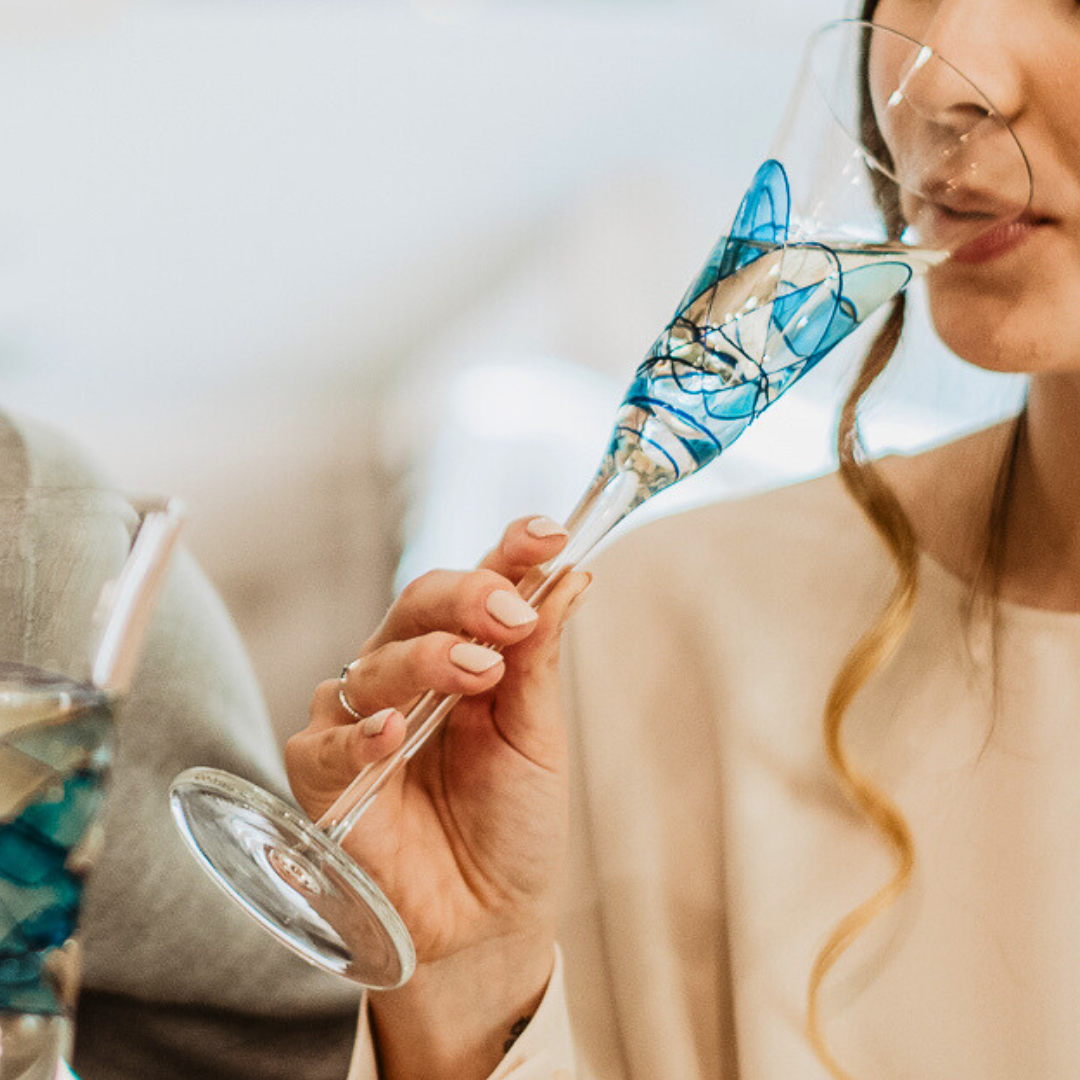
left=564, top=470, right=901, bottom=740
left=585, top=470, right=887, bottom=623
left=0, top=411, right=110, bottom=492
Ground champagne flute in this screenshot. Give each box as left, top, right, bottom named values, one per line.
left=170, top=19, right=1032, bottom=991
left=0, top=490, right=183, bottom=1080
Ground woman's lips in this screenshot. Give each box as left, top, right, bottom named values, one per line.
left=948, top=212, right=1043, bottom=265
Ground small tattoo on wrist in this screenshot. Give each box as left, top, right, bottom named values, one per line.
left=504, top=1015, right=532, bottom=1053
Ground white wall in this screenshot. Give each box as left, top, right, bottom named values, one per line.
left=0, top=0, right=838, bottom=443
left=0, top=0, right=1024, bottom=734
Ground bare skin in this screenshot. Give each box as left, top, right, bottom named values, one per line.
left=874, top=0, right=1080, bottom=615
left=882, top=378, right=1080, bottom=616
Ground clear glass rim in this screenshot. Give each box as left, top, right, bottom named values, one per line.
left=0, top=487, right=176, bottom=515
left=807, top=17, right=1034, bottom=220
left=0, top=489, right=186, bottom=693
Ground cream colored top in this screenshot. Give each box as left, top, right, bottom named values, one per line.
left=350, top=472, right=1080, bottom=1079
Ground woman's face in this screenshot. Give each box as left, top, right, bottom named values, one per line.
left=872, top=0, right=1080, bottom=375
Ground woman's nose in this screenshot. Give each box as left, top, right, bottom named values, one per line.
left=903, top=1, right=1025, bottom=125
left=868, top=3, right=1033, bottom=230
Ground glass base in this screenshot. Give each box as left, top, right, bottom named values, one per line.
left=168, top=768, right=416, bottom=990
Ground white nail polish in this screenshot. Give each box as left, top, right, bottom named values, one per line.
left=361, top=707, right=395, bottom=737
left=450, top=642, right=503, bottom=674
left=526, top=516, right=567, bottom=539
left=486, top=589, right=538, bottom=628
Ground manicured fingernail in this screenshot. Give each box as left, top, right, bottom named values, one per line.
left=486, top=589, right=538, bottom=628
left=564, top=574, right=594, bottom=620
left=450, top=642, right=503, bottom=674
left=526, top=516, right=567, bottom=539
left=361, top=707, right=397, bottom=737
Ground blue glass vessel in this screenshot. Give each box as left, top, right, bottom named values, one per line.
left=0, top=665, right=114, bottom=1018
left=0, top=492, right=182, bottom=1080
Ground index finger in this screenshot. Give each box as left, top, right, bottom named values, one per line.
left=479, top=515, right=569, bottom=582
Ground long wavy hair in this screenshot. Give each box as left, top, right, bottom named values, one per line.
left=804, top=4, right=1024, bottom=1077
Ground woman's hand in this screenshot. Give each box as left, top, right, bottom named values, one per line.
left=285, top=515, right=589, bottom=1078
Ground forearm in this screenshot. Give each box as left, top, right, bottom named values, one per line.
left=369, top=932, right=555, bottom=1080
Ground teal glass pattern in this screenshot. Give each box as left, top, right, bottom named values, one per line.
left=0, top=664, right=114, bottom=1016
left=604, top=159, right=912, bottom=499
left=167, top=21, right=1033, bottom=999
left=168, top=161, right=927, bottom=995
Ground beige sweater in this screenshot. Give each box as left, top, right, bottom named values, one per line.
left=351, top=472, right=1080, bottom=1079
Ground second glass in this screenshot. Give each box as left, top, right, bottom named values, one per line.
left=0, top=490, right=182, bottom=1080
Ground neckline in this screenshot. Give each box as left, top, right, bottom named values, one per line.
left=917, top=548, right=1080, bottom=632
left=867, top=445, right=1080, bottom=632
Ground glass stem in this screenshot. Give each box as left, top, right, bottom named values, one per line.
left=318, top=466, right=641, bottom=843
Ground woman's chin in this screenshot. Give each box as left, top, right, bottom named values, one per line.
left=924, top=226, right=1080, bottom=376
left=926, top=271, right=1079, bottom=377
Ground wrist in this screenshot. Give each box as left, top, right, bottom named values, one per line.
left=369, top=930, right=555, bottom=1080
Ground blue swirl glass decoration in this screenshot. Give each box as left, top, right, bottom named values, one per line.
left=0, top=665, right=113, bottom=1016
left=603, top=159, right=912, bottom=503
left=166, top=13, right=1036, bottom=998
left=166, top=157, right=929, bottom=997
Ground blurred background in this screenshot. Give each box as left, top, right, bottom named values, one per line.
left=0, top=0, right=1025, bottom=743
